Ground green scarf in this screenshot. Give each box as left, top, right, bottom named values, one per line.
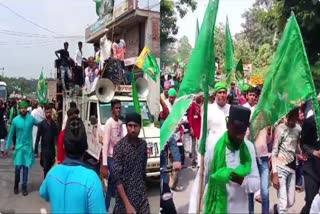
left=204, top=131, right=252, bottom=213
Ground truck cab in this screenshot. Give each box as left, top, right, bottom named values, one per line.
left=64, top=93, right=160, bottom=177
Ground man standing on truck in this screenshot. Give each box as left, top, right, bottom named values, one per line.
left=100, top=99, right=124, bottom=212
left=74, top=41, right=84, bottom=87
left=55, top=42, right=72, bottom=91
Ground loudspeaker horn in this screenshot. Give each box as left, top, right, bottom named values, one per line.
left=95, top=78, right=115, bottom=103
left=136, top=77, right=149, bottom=98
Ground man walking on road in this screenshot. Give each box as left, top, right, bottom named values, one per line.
left=32, top=100, right=46, bottom=158
left=5, top=101, right=39, bottom=196
left=204, top=105, right=260, bottom=213
left=39, top=116, right=106, bottom=213
left=100, top=99, right=123, bottom=212
left=35, top=105, right=58, bottom=178
left=113, top=112, right=150, bottom=214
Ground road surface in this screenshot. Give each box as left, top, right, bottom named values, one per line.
left=0, top=152, right=160, bottom=213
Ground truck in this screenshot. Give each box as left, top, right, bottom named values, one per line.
left=61, top=79, right=160, bottom=177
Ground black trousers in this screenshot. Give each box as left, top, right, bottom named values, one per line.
left=160, top=181, right=177, bottom=214
left=178, top=145, right=185, bottom=165
left=40, top=153, right=55, bottom=178
left=74, top=66, right=84, bottom=87
left=300, top=173, right=320, bottom=214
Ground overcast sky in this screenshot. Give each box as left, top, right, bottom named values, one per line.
left=176, top=0, right=255, bottom=47
left=0, top=0, right=97, bottom=79
left=0, top=0, right=255, bottom=79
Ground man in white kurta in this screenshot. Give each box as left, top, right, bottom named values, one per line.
left=31, top=101, right=45, bottom=157
left=188, top=82, right=230, bottom=213
left=203, top=105, right=260, bottom=213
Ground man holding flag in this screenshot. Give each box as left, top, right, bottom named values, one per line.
left=249, top=11, right=320, bottom=214
left=188, top=82, right=231, bottom=213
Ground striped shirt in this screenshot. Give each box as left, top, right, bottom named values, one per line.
left=272, top=123, right=301, bottom=173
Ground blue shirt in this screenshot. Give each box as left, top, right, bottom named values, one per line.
left=39, top=158, right=106, bottom=214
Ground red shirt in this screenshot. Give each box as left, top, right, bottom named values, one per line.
left=57, top=129, right=66, bottom=164
left=188, top=102, right=202, bottom=139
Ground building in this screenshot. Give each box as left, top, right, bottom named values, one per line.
left=47, top=79, right=57, bottom=101
left=85, top=0, right=160, bottom=117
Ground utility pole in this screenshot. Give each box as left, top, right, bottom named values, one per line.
left=0, top=67, right=4, bottom=77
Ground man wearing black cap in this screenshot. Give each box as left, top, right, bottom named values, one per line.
left=203, top=105, right=260, bottom=213
left=113, top=112, right=150, bottom=214
left=39, top=116, right=106, bottom=213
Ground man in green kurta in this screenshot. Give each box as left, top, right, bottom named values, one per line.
left=5, top=101, right=39, bottom=196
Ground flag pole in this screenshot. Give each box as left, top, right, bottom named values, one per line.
left=197, top=155, right=205, bottom=213
left=197, top=76, right=209, bottom=213
left=132, top=65, right=146, bottom=139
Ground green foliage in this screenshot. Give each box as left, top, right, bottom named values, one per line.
left=0, top=76, right=38, bottom=96
left=177, top=36, right=192, bottom=65
left=160, top=0, right=197, bottom=55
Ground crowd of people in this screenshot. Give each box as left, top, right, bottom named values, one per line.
left=55, top=29, right=127, bottom=94
left=0, top=96, right=151, bottom=214
left=159, top=76, right=320, bottom=214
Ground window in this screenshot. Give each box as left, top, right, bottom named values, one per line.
left=99, top=101, right=152, bottom=125
left=89, top=102, right=98, bottom=120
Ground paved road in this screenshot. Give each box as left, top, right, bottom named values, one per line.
left=0, top=152, right=160, bottom=214
left=173, top=158, right=306, bottom=213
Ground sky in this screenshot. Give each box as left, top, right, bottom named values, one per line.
left=176, top=0, right=255, bottom=47
left=0, top=0, right=255, bottom=79
left=0, top=0, right=98, bottom=79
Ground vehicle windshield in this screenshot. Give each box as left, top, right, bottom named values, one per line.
left=99, top=101, right=153, bottom=125
left=0, top=86, right=7, bottom=100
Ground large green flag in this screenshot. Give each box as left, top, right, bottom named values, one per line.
left=131, top=72, right=141, bottom=114
left=36, top=69, right=47, bottom=104
left=136, top=47, right=160, bottom=82
left=160, top=0, right=219, bottom=150
left=235, top=59, right=244, bottom=90
left=225, top=16, right=235, bottom=86
left=250, top=13, right=320, bottom=141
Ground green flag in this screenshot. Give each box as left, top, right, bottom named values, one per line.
left=235, top=59, right=244, bottom=90
left=136, top=47, right=160, bottom=82
left=225, top=16, right=235, bottom=85
left=36, top=69, right=48, bottom=104
left=160, top=0, right=219, bottom=150
left=250, top=12, right=320, bottom=141
left=131, top=72, right=141, bottom=114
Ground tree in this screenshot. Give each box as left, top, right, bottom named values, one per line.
left=160, top=0, right=197, bottom=49
left=160, top=43, right=177, bottom=68
left=279, top=0, right=320, bottom=64
left=177, top=36, right=192, bottom=64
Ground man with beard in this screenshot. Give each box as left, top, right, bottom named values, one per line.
left=188, top=82, right=231, bottom=213
left=4, top=101, right=39, bottom=196
left=204, top=105, right=260, bottom=213
left=113, top=112, right=150, bottom=214
left=35, top=105, right=58, bottom=178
